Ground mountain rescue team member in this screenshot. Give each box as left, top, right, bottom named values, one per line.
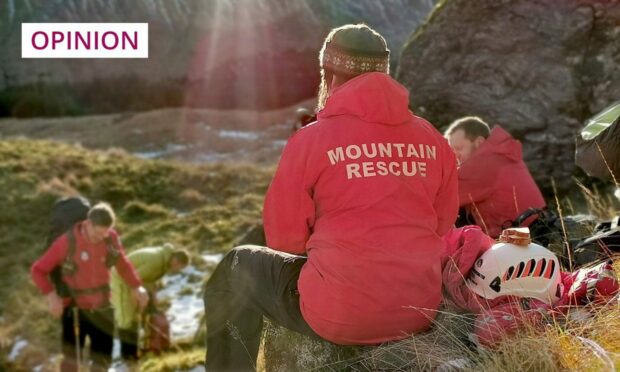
left=111, top=244, right=189, bottom=360
left=204, top=23, right=458, bottom=371
left=31, top=203, right=148, bottom=372
left=445, top=116, right=546, bottom=237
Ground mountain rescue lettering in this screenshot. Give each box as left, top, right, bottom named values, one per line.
left=326, top=143, right=437, bottom=179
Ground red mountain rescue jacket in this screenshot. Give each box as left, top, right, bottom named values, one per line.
left=31, top=222, right=142, bottom=309
left=457, top=126, right=545, bottom=238
left=263, top=72, right=459, bottom=344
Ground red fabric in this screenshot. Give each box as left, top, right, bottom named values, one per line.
left=473, top=297, right=549, bottom=346
left=555, top=261, right=619, bottom=307
left=441, top=226, right=495, bottom=312
left=442, top=229, right=619, bottom=348
left=31, top=222, right=142, bottom=309
left=263, top=72, right=459, bottom=344
left=457, top=126, right=545, bottom=237
left=472, top=262, right=620, bottom=347
left=148, top=312, right=171, bottom=353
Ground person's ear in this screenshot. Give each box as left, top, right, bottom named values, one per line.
left=474, top=136, right=486, bottom=147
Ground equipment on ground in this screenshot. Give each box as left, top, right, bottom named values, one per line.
left=466, top=229, right=562, bottom=305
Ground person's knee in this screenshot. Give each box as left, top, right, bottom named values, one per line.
left=204, top=245, right=263, bottom=301
left=209, top=245, right=262, bottom=278
left=228, top=244, right=264, bottom=261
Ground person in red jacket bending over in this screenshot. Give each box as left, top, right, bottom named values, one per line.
left=31, top=202, right=148, bottom=372
left=444, top=116, right=546, bottom=238
left=204, top=23, right=458, bottom=371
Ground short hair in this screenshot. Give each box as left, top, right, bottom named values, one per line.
left=444, top=116, right=491, bottom=140
left=171, top=249, right=190, bottom=266
left=87, top=202, right=116, bottom=227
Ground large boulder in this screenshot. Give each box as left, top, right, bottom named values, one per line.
left=396, top=0, right=620, bottom=193
left=262, top=310, right=475, bottom=371
left=0, top=0, right=434, bottom=116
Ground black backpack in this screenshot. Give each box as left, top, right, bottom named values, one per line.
left=572, top=216, right=620, bottom=267
left=508, top=208, right=565, bottom=247
left=508, top=207, right=598, bottom=267
left=46, top=197, right=119, bottom=297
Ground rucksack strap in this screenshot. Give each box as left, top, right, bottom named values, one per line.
left=61, top=228, right=116, bottom=302
left=67, top=228, right=77, bottom=260
left=511, top=207, right=548, bottom=228
left=62, top=227, right=79, bottom=277
left=104, top=236, right=120, bottom=268
left=62, top=226, right=120, bottom=297
left=64, top=227, right=120, bottom=272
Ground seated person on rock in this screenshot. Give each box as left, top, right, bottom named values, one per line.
left=444, top=116, right=546, bottom=238
left=203, top=23, right=458, bottom=371
left=111, top=243, right=189, bottom=361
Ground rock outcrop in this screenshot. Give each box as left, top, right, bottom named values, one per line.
left=396, top=0, right=620, bottom=192
left=0, top=0, right=434, bottom=116
left=262, top=311, right=474, bottom=371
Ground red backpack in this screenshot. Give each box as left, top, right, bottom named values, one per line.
left=146, top=312, right=170, bottom=353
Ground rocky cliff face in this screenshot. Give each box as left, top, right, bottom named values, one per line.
left=396, top=0, right=620, bottom=192
left=0, top=0, right=434, bottom=116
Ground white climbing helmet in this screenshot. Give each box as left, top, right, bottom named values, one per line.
left=466, top=228, right=562, bottom=305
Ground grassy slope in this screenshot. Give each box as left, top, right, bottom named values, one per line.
left=1, top=138, right=618, bottom=371
left=0, top=139, right=272, bottom=370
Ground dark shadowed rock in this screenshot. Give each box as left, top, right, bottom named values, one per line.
left=396, top=0, right=620, bottom=193
left=0, top=0, right=434, bottom=116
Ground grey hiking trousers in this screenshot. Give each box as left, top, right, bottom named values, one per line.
left=204, top=245, right=320, bottom=371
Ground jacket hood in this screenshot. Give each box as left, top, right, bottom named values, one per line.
left=477, top=126, right=522, bottom=162
left=161, top=244, right=173, bottom=266
left=318, top=72, right=412, bottom=126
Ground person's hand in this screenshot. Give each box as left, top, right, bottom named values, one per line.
left=132, top=286, right=149, bottom=310
left=46, top=292, right=64, bottom=318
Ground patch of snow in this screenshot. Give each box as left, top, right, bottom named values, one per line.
left=134, top=150, right=167, bottom=159
left=218, top=130, right=260, bottom=141
left=615, top=187, right=620, bottom=201
left=8, top=338, right=28, bottom=361
left=158, top=265, right=208, bottom=342
left=167, top=144, right=189, bottom=152
left=112, top=338, right=121, bottom=360
left=156, top=255, right=224, bottom=342
left=134, top=144, right=188, bottom=159
left=202, top=253, right=224, bottom=265
left=109, top=360, right=130, bottom=372
left=193, top=153, right=234, bottom=163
